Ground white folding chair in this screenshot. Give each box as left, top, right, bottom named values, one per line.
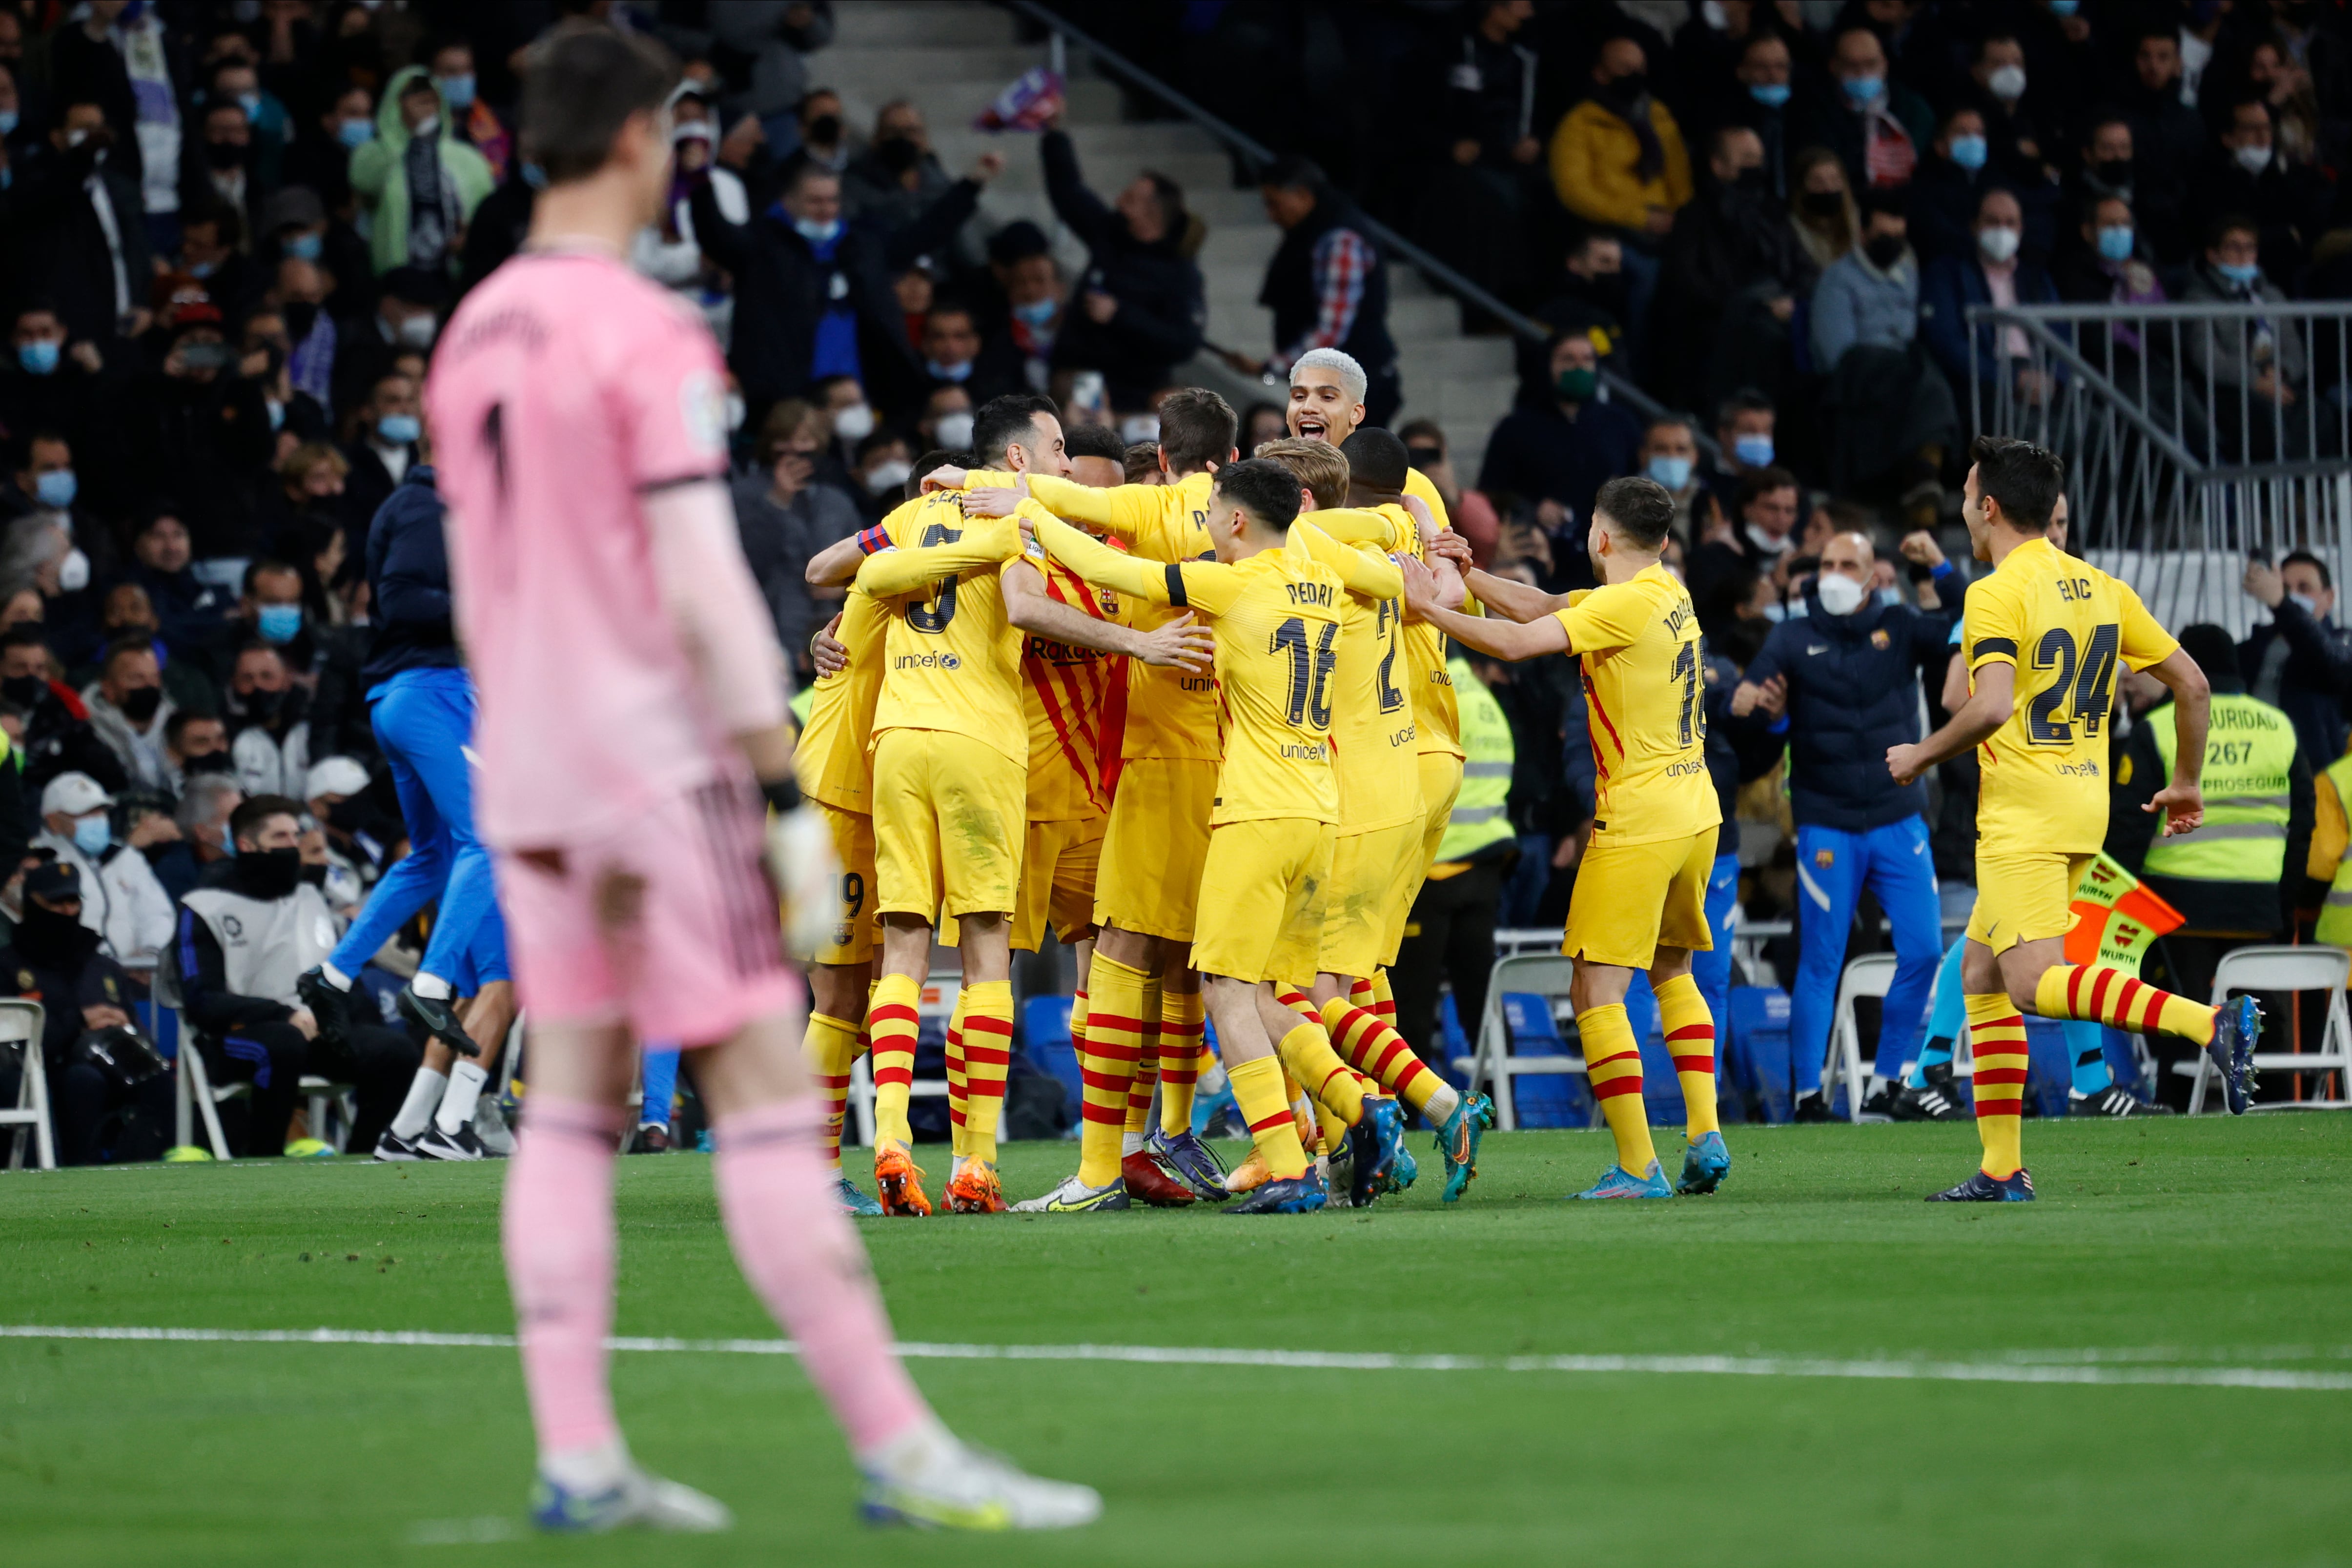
left=1455, top=955, right=1582, bottom=1133
left=2184, top=945, right=2352, bottom=1114
left=157, top=946, right=354, bottom=1157
left=0, top=999, right=54, bottom=1170
left=1825, top=954, right=1900, bottom=1121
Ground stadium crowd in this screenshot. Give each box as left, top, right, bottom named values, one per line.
left=0, top=0, right=2343, bottom=1166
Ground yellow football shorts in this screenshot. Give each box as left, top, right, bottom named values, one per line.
left=1094, top=756, right=1217, bottom=942
left=1966, top=849, right=2091, bottom=955
left=1013, top=815, right=1105, bottom=952
left=1415, top=751, right=1463, bottom=873
left=812, top=801, right=879, bottom=966
left=1320, top=818, right=1422, bottom=979
left=870, top=728, right=1025, bottom=920
left=1189, top=818, right=1335, bottom=988
left=1563, top=826, right=1719, bottom=969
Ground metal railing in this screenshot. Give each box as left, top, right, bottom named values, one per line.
left=1969, top=301, right=2352, bottom=635
left=1001, top=0, right=1712, bottom=457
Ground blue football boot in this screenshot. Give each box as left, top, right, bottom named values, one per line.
left=1225, top=1172, right=1329, bottom=1214
left=1926, top=1167, right=2035, bottom=1201
left=836, top=1175, right=885, bottom=1216
left=1346, top=1097, right=1404, bottom=1205
left=1572, top=1159, right=1674, bottom=1200
left=2209, top=995, right=2263, bottom=1115
left=1381, top=1137, right=1420, bottom=1197
left=1434, top=1091, right=1494, bottom=1202
left=1148, top=1125, right=1230, bottom=1201
left=1676, top=1130, right=1731, bottom=1195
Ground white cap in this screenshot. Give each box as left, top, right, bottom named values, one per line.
left=40, top=772, right=113, bottom=818
left=305, top=756, right=371, bottom=800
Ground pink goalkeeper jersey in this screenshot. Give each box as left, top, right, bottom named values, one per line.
left=428, top=246, right=772, bottom=846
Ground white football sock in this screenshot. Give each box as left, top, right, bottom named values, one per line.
left=1120, top=1129, right=1146, bottom=1157
left=320, top=961, right=352, bottom=990
left=435, top=1059, right=490, bottom=1135
left=390, top=1068, right=447, bottom=1140
left=1422, top=1081, right=1462, bottom=1123
left=856, top=1415, right=959, bottom=1485
left=410, top=972, right=452, bottom=1001
left=540, top=1435, right=631, bottom=1493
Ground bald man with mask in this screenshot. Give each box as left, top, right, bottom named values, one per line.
left=1732, top=529, right=1954, bottom=1120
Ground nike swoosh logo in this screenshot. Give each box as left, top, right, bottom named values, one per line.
left=1806, top=645, right=1827, bottom=655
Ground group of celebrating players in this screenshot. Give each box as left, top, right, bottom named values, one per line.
left=409, top=18, right=2273, bottom=1541
left=790, top=355, right=2267, bottom=1217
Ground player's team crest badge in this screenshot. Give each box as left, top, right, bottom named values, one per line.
left=833, top=922, right=854, bottom=947
left=1814, top=849, right=1835, bottom=868
left=1870, top=629, right=1891, bottom=649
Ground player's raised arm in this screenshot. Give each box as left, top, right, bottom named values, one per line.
left=2140, top=645, right=2212, bottom=837
left=849, top=515, right=1023, bottom=599
left=1000, top=554, right=1212, bottom=672
left=1459, top=566, right=1569, bottom=624
left=1291, top=518, right=1402, bottom=600
left=1027, top=508, right=1178, bottom=604
left=1398, top=554, right=1567, bottom=661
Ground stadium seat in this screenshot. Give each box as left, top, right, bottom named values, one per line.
left=1022, top=995, right=1083, bottom=1112
left=1458, top=956, right=1583, bottom=1132
left=154, top=945, right=354, bottom=1159
left=1826, top=954, right=1900, bottom=1121
left=0, top=998, right=54, bottom=1170
left=1725, top=985, right=1791, bottom=1122
left=2182, top=946, right=2352, bottom=1114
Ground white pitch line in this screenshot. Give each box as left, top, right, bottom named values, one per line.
left=3, top=1324, right=2350, bottom=1392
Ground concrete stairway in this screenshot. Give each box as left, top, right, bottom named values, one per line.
left=814, top=1, right=1513, bottom=478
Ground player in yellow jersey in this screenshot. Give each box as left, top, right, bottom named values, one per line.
left=1024, top=457, right=1350, bottom=1213
left=1885, top=438, right=2258, bottom=1201
left=806, top=394, right=1207, bottom=1217
left=931, top=390, right=1244, bottom=1210
left=1403, top=475, right=1727, bottom=1201
left=1288, top=351, right=1470, bottom=1092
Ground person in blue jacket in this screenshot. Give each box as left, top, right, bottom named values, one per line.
left=293, top=432, right=513, bottom=1160
left=1731, top=527, right=1954, bottom=1118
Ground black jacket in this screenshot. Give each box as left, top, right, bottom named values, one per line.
left=359, top=465, right=460, bottom=688
left=11, top=146, right=153, bottom=347
left=1740, top=594, right=1953, bottom=832
left=1474, top=395, right=1642, bottom=535
left=1041, top=131, right=1207, bottom=408
left=2239, top=597, right=2352, bottom=767
left=690, top=173, right=983, bottom=412
left=1260, top=193, right=1395, bottom=375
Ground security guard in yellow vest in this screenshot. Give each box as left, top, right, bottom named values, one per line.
left=1390, top=654, right=1518, bottom=1075
left=2312, top=750, right=2352, bottom=948
left=2110, top=623, right=2311, bottom=947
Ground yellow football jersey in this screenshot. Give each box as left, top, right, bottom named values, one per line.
left=1175, top=546, right=1346, bottom=825
left=1304, top=508, right=1420, bottom=835
left=794, top=587, right=888, bottom=813
left=1403, top=465, right=1452, bottom=533
left=1551, top=563, right=1719, bottom=845
left=1964, top=536, right=2178, bottom=854
left=859, top=489, right=1027, bottom=767
left=1022, top=551, right=1127, bottom=822
left=1025, top=469, right=1221, bottom=763
left=1315, top=498, right=1463, bottom=759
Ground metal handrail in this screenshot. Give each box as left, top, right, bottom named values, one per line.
left=1975, top=308, right=2210, bottom=472
left=1985, top=301, right=2352, bottom=321
left=1000, top=0, right=1708, bottom=455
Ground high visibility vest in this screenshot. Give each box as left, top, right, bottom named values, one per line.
left=1434, top=656, right=1516, bottom=863
left=2316, top=752, right=2352, bottom=947
left=2142, top=692, right=2295, bottom=884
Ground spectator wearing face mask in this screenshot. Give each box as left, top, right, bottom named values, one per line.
left=918, top=385, right=975, bottom=454
left=331, top=266, right=440, bottom=429
left=1689, top=463, right=1801, bottom=613
left=1039, top=122, right=1207, bottom=413
left=732, top=408, right=860, bottom=668
left=1529, top=229, right=1628, bottom=361
left=126, top=294, right=274, bottom=560
left=348, top=67, right=491, bottom=279
left=843, top=99, right=952, bottom=235
left=1729, top=529, right=1953, bottom=1120
left=693, top=147, right=998, bottom=430
left=1813, top=191, right=1959, bottom=522
left=1961, top=33, right=2056, bottom=189
left=426, top=39, right=507, bottom=181
left=304, top=754, right=387, bottom=908
left=282, top=85, right=378, bottom=215
left=1921, top=185, right=2057, bottom=418
left=3, top=430, right=104, bottom=587
left=260, top=441, right=349, bottom=566
left=1786, top=145, right=1860, bottom=274
left=82, top=637, right=174, bottom=793
left=1908, top=106, right=2007, bottom=265
left=0, top=305, right=121, bottom=486
left=92, top=579, right=216, bottom=717
left=32, top=770, right=174, bottom=975
left=1701, top=386, right=1779, bottom=514
left=1475, top=328, right=1642, bottom=580
left=272, top=252, right=340, bottom=418
left=15, top=102, right=153, bottom=349
left=973, top=227, right=1068, bottom=403
left=1721, top=29, right=1798, bottom=200
left=2062, top=114, right=2181, bottom=270
left=338, top=371, right=423, bottom=537
left=224, top=642, right=311, bottom=799
left=0, top=858, right=173, bottom=1166
left=1636, top=413, right=1713, bottom=546
left=1659, top=122, right=1814, bottom=414
left=2190, top=95, right=2334, bottom=281
left=0, top=624, right=122, bottom=796
left=162, top=709, right=232, bottom=797
left=1549, top=35, right=1690, bottom=343
left=1800, top=25, right=1934, bottom=194
left=847, top=431, right=914, bottom=524
left=2240, top=550, right=2352, bottom=767
left=174, top=794, right=420, bottom=1157
left=183, top=101, right=267, bottom=255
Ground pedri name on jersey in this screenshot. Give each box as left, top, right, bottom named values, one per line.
left=1286, top=580, right=1335, bottom=608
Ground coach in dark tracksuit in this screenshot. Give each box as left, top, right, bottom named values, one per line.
left=1735, top=543, right=1951, bottom=1116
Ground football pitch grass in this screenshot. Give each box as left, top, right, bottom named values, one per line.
left=3, top=1117, right=2349, bottom=1567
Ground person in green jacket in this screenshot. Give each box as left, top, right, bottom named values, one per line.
left=349, top=65, right=494, bottom=278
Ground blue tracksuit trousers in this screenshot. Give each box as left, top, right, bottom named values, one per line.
left=1790, top=815, right=1942, bottom=1090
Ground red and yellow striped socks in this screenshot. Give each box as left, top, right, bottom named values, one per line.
left=866, top=973, right=921, bottom=1149
left=800, top=1011, right=862, bottom=1172
left=1318, top=993, right=1458, bottom=1123
left=1078, top=955, right=1149, bottom=1188
left=1966, top=992, right=2028, bottom=1179
left=944, top=993, right=969, bottom=1159
left=1227, top=1054, right=1310, bottom=1180
left=1654, top=973, right=1719, bottom=1141
left=1158, top=987, right=1206, bottom=1135
left=1577, top=1002, right=1657, bottom=1175
left=958, top=981, right=1013, bottom=1167
left=1273, top=1018, right=1364, bottom=1130
left=2033, top=962, right=2215, bottom=1046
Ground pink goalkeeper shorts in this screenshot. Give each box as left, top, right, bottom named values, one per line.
left=497, top=777, right=802, bottom=1045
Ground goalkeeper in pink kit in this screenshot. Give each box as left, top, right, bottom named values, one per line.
left=428, top=23, right=1097, bottom=1535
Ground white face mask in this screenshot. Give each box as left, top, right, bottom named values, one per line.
left=1815, top=570, right=1867, bottom=616
left=1746, top=522, right=1792, bottom=556
left=2289, top=591, right=2320, bottom=616
left=57, top=548, right=91, bottom=594
left=833, top=402, right=876, bottom=442
left=1977, top=225, right=2022, bottom=263
left=933, top=411, right=974, bottom=449
left=1987, top=64, right=2026, bottom=101
left=864, top=459, right=914, bottom=495
left=2234, top=142, right=2272, bottom=175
